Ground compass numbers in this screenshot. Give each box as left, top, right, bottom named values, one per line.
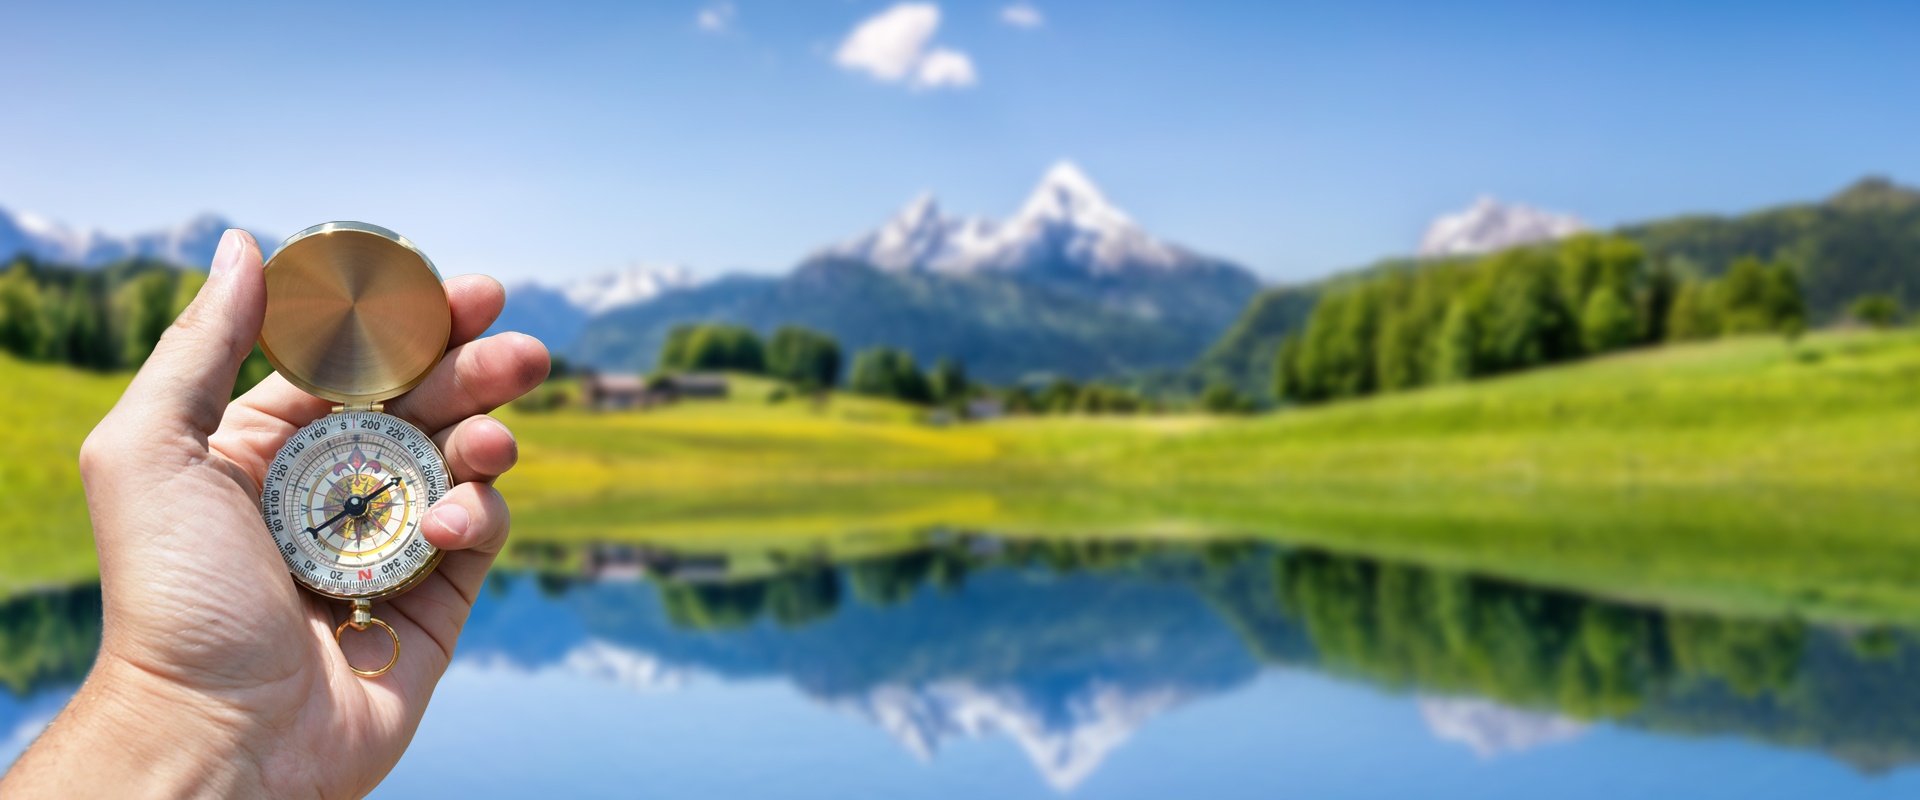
left=261, top=411, right=450, bottom=598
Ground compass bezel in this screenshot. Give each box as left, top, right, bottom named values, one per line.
left=262, top=411, right=451, bottom=603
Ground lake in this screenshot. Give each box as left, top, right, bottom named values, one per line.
left=6, top=534, right=1920, bottom=798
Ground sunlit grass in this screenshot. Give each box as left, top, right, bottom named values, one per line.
left=0, top=356, right=126, bottom=593
left=13, top=330, right=1920, bottom=622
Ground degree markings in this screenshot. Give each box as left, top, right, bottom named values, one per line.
left=262, top=411, right=449, bottom=597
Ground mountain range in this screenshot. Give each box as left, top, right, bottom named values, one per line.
left=0, top=207, right=268, bottom=269
left=495, top=162, right=1264, bottom=382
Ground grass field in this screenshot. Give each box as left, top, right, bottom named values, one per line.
left=10, top=329, right=1920, bottom=622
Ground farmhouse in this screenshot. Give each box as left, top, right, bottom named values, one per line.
left=581, top=372, right=730, bottom=410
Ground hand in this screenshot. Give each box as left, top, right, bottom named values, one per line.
left=0, top=230, right=550, bottom=798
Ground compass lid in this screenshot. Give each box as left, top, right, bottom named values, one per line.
left=259, top=222, right=452, bottom=406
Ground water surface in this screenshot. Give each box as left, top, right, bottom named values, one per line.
left=6, top=537, right=1920, bottom=798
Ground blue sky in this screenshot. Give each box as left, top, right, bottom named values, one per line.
left=3, top=0, right=1918, bottom=284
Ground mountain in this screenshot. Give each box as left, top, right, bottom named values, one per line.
left=824, top=162, right=1197, bottom=275
left=1418, top=196, right=1588, bottom=258
left=557, top=263, right=699, bottom=314
left=0, top=207, right=261, bottom=268
left=556, top=163, right=1263, bottom=382
left=492, top=263, right=706, bottom=357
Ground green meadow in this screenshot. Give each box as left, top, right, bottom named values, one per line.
left=10, top=329, right=1920, bottom=623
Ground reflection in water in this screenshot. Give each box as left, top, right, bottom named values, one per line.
left=1418, top=697, right=1588, bottom=758
left=5, top=540, right=1920, bottom=793
left=0, top=585, right=98, bottom=767
left=472, top=536, right=1920, bottom=788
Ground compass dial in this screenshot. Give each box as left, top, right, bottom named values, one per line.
left=262, top=411, right=450, bottom=599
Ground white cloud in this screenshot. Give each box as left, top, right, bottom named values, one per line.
left=1000, top=4, right=1044, bottom=29
left=914, top=47, right=976, bottom=89
left=697, top=2, right=735, bottom=32
left=835, top=3, right=976, bottom=91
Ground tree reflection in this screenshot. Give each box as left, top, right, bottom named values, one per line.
left=0, top=584, right=101, bottom=695
left=627, top=536, right=1820, bottom=726
left=1270, top=550, right=1804, bottom=718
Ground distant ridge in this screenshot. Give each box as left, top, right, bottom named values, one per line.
left=0, top=207, right=270, bottom=269
left=502, top=162, right=1262, bottom=382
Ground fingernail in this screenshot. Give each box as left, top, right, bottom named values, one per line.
left=431, top=504, right=471, bottom=540
left=488, top=416, right=517, bottom=446
left=210, top=229, right=244, bottom=279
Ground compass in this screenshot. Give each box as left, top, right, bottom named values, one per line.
left=257, top=221, right=453, bottom=678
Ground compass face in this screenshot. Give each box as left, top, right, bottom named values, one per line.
left=261, top=411, right=450, bottom=599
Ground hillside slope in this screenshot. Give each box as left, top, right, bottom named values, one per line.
left=1623, top=177, right=1920, bottom=317
left=0, top=356, right=127, bottom=590
left=13, top=332, right=1920, bottom=623
left=500, top=330, right=1920, bottom=622
left=1194, top=177, right=1920, bottom=397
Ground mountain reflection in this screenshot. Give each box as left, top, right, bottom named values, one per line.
left=7, top=539, right=1920, bottom=786
left=465, top=536, right=1920, bottom=785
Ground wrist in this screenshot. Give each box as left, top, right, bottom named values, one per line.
left=3, top=653, right=267, bottom=799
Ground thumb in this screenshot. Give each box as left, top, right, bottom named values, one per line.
left=120, top=229, right=267, bottom=437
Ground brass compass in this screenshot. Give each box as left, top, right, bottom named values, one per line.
left=257, top=222, right=453, bottom=678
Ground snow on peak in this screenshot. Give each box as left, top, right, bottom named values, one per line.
left=1418, top=196, right=1587, bottom=258
left=1016, top=161, right=1123, bottom=225
left=559, top=263, right=701, bottom=315
left=850, top=193, right=997, bottom=272
left=0, top=205, right=248, bottom=268
left=822, top=161, right=1195, bottom=276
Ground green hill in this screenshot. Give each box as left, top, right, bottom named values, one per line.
left=1624, top=177, right=1920, bottom=317
left=1195, top=177, right=1920, bottom=398
left=493, top=328, right=1920, bottom=623
left=13, top=329, right=1920, bottom=623
left=0, top=355, right=128, bottom=591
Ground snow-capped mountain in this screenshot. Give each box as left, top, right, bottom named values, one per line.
left=558, top=263, right=701, bottom=315
left=493, top=263, right=705, bottom=351
left=1418, top=196, right=1588, bottom=258
left=823, top=161, right=1200, bottom=275
left=505, top=162, right=1261, bottom=379
left=0, top=206, right=254, bottom=268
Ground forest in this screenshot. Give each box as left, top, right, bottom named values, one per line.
left=0, top=257, right=273, bottom=397
left=1274, top=235, right=1807, bottom=403
left=647, top=321, right=1187, bottom=414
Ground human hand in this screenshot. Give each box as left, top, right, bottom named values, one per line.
left=0, top=230, right=549, bottom=799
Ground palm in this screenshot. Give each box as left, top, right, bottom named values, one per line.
left=77, top=256, right=546, bottom=798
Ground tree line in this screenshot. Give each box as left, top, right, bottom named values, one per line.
left=0, top=259, right=194, bottom=371
left=655, top=322, right=1202, bottom=414
left=0, top=257, right=275, bottom=396
left=1274, top=235, right=1809, bottom=404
